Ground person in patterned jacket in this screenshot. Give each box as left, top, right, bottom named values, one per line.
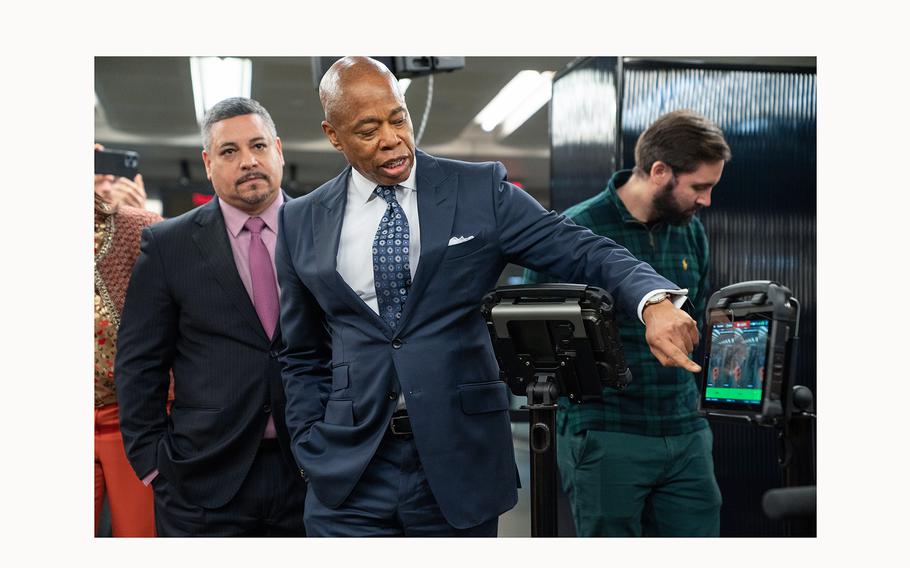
left=94, top=144, right=162, bottom=536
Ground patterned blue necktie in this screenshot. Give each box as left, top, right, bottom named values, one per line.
left=372, top=185, right=411, bottom=329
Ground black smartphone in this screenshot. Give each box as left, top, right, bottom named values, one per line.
left=95, top=148, right=140, bottom=179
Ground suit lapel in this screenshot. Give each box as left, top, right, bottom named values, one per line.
left=191, top=198, right=269, bottom=342
left=395, top=151, right=457, bottom=334
left=314, top=168, right=391, bottom=336
left=313, top=169, right=347, bottom=290
left=267, top=192, right=293, bottom=346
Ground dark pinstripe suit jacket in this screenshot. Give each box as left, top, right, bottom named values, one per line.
left=115, top=196, right=297, bottom=509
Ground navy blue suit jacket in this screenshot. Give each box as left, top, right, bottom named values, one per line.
left=275, top=151, right=675, bottom=528
left=116, top=196, right=297, bottom=509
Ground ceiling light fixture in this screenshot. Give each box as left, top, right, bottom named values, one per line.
left=190, top=56, right=253, bottom=124
left=499, top=71, right=555, bottom=138
left=473, top=70, right=555, bottom=135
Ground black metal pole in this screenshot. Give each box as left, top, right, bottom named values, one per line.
left=782, top=413, right=816, bottom=537
left=527, top=380, right=560, bottom=537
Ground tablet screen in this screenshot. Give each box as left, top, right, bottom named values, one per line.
left=704, top=318, right=769, bottom=406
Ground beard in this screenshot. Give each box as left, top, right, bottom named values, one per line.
left=652, top=176, right=699, bottom=226
left=234, top=173, right=275, bottom=205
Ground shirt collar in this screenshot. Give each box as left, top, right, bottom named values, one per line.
left=606, top=169, right=639, bottom=223
left=218, top=191, right=284, bottom=237
left=350, top=162, right=418, bottom=205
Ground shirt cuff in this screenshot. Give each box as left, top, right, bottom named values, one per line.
left=141, top=469, right=159, bottom=486
left=637, top=289, right=689, bottom=324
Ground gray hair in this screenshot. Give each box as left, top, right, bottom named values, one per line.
left=201, top=97, right=278, bottom=152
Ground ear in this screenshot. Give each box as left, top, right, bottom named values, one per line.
left=202, top=150, right=213, bottom=180
left=649, top=160, right=673, bottom=184
left=322, top=121, right=343, bottom=151
left=275, top=136, right=285, bottom=166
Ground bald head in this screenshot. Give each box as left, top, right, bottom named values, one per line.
left=318, top=56, right=416, bottom=186
left=319, top=56, right=404, bottom=125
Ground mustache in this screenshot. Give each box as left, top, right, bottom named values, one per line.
left=235, top=172, right=269, bottom=186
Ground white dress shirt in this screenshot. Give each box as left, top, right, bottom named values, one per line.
left=336, top=165, right=421, bottom=315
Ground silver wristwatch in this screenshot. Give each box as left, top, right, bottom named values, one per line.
left=643, top=292, right=671, bottom=308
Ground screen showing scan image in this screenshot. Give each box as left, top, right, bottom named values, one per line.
left=705, top=319, right=769, bottom=405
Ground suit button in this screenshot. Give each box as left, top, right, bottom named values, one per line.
left=388, top=391, right=398, bottom=400
left=392, top=339, right=402, bottom=349
left=269, top=350, right=279, bottom=358
left=263, top=404, right=271, bottom=414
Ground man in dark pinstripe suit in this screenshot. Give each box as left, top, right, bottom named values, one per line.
left=115, top=98, right=307, bottom=536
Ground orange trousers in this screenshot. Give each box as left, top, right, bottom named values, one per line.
left=94, top=404, right=155, bottom=536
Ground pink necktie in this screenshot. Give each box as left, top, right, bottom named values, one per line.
left=245, top=217, right=278, bottom=439
left=245, top=217, right=279, bottom=339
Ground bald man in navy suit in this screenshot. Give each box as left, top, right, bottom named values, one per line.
left=276, top=57, right=701, bottom=536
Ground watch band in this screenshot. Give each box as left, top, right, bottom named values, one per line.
left=644, top=291, right=671, bottom=307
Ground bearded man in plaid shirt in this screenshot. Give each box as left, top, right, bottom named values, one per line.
left=525, top=109, right=731, bottom=537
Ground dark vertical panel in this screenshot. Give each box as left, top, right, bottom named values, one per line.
left=549, top=57, right=620, bottom=212
left=621, top=64, right=817, bottom=536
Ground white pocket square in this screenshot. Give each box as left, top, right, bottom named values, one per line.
left=447, top=235, right=475, bottom=246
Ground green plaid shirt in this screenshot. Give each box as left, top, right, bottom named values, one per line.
left=524, top=170, right=710, bottom=437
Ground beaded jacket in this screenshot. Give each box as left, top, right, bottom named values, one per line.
left=95, top=204, right=162, bottom=407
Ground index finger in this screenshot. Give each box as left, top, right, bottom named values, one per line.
left=663, top=342, right=702, bottom=373
left=133, top=173, right=147, bottom=195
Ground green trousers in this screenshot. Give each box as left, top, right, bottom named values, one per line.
left=557, top=427, right=722, bottom=537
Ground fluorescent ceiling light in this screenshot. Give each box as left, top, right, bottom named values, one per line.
left=499, top=71, right=554, bottom=137
left=473, top=70, right=552, bottom=133
left=398, top=78, right=412, bottom=94
left=190, top=57, right=253, bottom=124
left=94, top=91, right=107, bottom=123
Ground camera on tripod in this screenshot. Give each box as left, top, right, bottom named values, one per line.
left=481, top=283, right=630, bottom=537
left=482, top=283, right=631, bottom=403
